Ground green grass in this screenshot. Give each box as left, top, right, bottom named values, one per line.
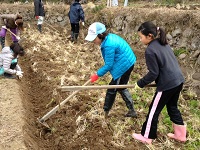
left=187, top=100, right=200, bottom=122
left=161, top=107, right=171, bottom=126
left=129, top=73, right=200, bottom=149
left=131, top=33, right=140, bottom=41
left=91, top=4, right=106, bottom=13
left=173, top=48, right=188, bottom=57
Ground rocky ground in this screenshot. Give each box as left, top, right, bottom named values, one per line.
left=0, top=2, right=199, bottom=150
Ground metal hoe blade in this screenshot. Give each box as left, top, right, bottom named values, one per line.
left=37, top=118, right=50, bottom=128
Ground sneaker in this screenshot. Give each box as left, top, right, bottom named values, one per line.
left=125, top=110, right=137, bottom=118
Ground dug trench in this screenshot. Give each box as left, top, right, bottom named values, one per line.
left=1, top=3, right=200, bottom=150
left=20, top=26, right=199, bottom=149
left=19, top=24, right=140, bottom=149
left=19, top=24, right=136, bottom=149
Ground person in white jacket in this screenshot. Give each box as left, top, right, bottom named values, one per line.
left=0, top=43, right=24, bottom=79
left=112, top=0, right=118, bottom=6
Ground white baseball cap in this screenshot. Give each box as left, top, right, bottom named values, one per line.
left=85, top=22, right=106, bottom=41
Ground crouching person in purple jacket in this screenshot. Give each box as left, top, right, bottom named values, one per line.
left=0, top=14, right=23, bottom=48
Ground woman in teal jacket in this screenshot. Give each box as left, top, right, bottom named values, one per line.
left=85, top=22, right=137, bottom=118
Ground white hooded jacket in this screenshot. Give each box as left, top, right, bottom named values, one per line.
left=0, top=46, right=21, bottom=74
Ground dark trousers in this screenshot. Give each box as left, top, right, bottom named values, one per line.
left=103, top=65, right=134, bottom=111
left=71, top=23, right=79, bottom=34
left=141, top=83, right=184, bottom=139
left=10, top=63, right=17, bottom=69
left=4, top=62, right=17, bottom=76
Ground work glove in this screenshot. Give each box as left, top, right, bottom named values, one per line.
left=2, top=25, right=6, bottom=29
left=90, top=74, right=98, bottom=83
left=35, top=16, right=39, bottom=19
left=82, top=22, right=85, bottom=26
left=16, top=71, right=23, bottom=79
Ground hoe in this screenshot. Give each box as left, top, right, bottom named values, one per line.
left=2, top=26, right=21, bottom=42
left=38, top=79, right=156, bottom=128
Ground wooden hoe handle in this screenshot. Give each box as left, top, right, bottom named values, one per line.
left=59, top=84, right=156, bottom=91
left=39, top=79, right=91, bottom=123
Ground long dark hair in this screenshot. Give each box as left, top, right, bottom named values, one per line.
left=138, top=21, right=168, bottom=45
left=15, top=14, right=24, bottom=31
left=10, top=43, right=25, bottom=58
left=97, top=32, right=108, bottom=41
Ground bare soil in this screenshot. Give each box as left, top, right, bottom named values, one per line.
left=0, top=79, right=27, bottom=150
left=0, top=3, right=199, bottom=150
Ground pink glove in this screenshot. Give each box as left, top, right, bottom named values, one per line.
left=35, top=16, right=39, bottom=19
left=90, top=74, right=99, bottom=83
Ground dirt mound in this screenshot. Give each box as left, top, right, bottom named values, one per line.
left=0, top=79, right=27, bottom=150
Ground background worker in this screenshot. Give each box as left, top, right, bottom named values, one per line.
left=0, top=42, right=24, bottom=79
left=34, top=0, right=45, bottom=33
left=68, top=0, right=85, bottom=43
left=0, top=13, right=23, bottom=49
left=85, top=22, right=137, bottom=118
